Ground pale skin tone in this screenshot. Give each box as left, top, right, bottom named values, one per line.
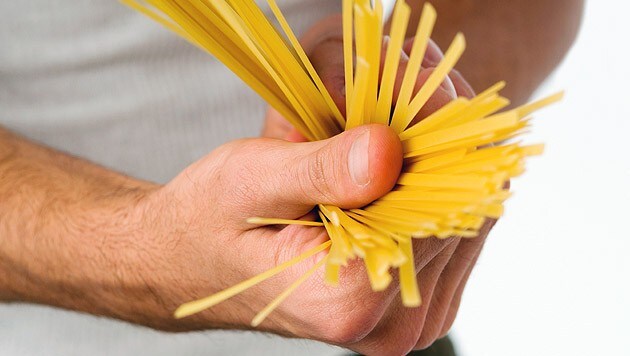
left=0, top=1, right=583, bottom=355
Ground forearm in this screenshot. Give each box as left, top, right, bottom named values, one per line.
left=400, top=0, right=584, bottom=105
left=306, top=1, right=584, bottom=107
left=0, top=126, right=163, bottom=326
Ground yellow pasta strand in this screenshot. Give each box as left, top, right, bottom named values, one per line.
left=399, top=239, right=421, bottom=307
left=404, top=33, right=466, bottom=128
left=246, top=217, right=324, bottom=227
left=251, top=256, right=327, bottom=327
left=397, top=173, right=488, bottom=190
left=402, top=112, right=520, bottom=152
left=266, top=0, right=345, bottom=129
left=390, top=3, right=437, bottom=132
left=174, top=240, right=331, bottom=319
left=399, top=98, right=470, bottom=140
left=342, top=0, right=354, bottom=111
left=375, top=1, right=411, bottom=125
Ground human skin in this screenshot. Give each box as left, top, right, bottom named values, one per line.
left=0, top=2, right=583, bottom=356
left=261, top=1, right=583, bottom=351
left=401, top=0, right=585, bottom=105
left=262, top=22, right=479, bottom=354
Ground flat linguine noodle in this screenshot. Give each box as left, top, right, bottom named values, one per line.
left=124, top=0, right=562, bottom=326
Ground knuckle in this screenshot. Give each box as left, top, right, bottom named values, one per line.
left=438, top=323, right=453, bottom=340
left=439, top=314, right=457, bottom=339
left=414, top=335, right=438, bottom=351
left=320, top=293, right=385, bottom=345
left=323, top=72, right=346, bottom=100
left=398, top=334, right=423, bottom=356
left=230, top=171, right=261, bottom=209
left=368, top=327, right=420, bottom=356
left=322, top=308, right=379, bottom=345
left=213, top=138, right=249, bottom=160
left=415, top=319, right=445, bottom=351
left=301, top=148, right=335, bottom=203
left=230, top=164, right=265, bottom=209
left=218, top=139, right=269, bottom=209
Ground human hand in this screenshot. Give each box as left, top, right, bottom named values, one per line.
left=132, top=116, right=497, bottom=355
left=262, top=15, right=474, bottom=142
left=254, top=16, right=492, bottom=355
left=132, top=123, right=404, bottom=337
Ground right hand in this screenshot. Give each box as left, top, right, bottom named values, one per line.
left=124, top=122, right=492, bottom=356
left=125, top=21, right=488, bottom=356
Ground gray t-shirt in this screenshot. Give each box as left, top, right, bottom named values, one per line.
left=0, top=0, right=343, bottom=354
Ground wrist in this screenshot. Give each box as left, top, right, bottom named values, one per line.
left=84, top=182, right=196, bottom=330
left=53, top=180, right=166, bottom=326
left=127, top=183, right=250, bottom=331
left=129, top=178, right=288, bottom=332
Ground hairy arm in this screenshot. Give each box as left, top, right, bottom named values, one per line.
left=400, top=0, right=584, bottom=104
left=0, top=126, right=164, bottom=326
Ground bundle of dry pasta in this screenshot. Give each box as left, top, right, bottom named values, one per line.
left=124, top=0, right=562, bottom=326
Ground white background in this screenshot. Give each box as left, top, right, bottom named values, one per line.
left=444, top=1, right=630, bottom=355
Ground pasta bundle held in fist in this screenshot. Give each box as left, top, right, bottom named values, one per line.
left=124, top=0, right=562, bottom=326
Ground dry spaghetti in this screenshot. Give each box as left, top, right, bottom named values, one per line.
left=123, top=0, right=562, bottom=326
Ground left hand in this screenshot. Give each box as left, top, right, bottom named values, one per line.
left=260, top=15, right=489, bottom=352
left=262, top=14, right=474, bottom=142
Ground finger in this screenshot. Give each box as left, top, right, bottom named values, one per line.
left=437, top=219, right=496, bottom=338
left=414, top=233, right=488, bottom=349
left=403, top=37, right=475, bottom=104
left=403, top=37, right=444, bottom=69
left=408, top=67, right=457, bottom=126
left=403, top=38, right=462, bottom=97
left=284, top=128, right=309, bottom=143
left=348, top=236, right=457, bottom=346
left=389, top=63, right=456, bottom=126
left=262, top=107, right=295, bottom=139
left=224, top=124, right=402, bottom=225
left=311, top=34, right=459, bottom=130
left=437, top=243, right=483, bottom=340
left=262, top=107, right=309, bottom=142
left=309, top=36, right=347, bottom=115
left=409, top=237, right=459, bottom=271
left=390, top=40, right=457, bottom=127
left=449, top=68, right=476, bottom=99
left=298, top=237, right=457, bottom=351
left=408, top=238, right=461, bottom=350
left=348, top=238, right=460, bottom=355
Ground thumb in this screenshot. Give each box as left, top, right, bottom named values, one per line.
left=232, top=124, right=402, bottom=222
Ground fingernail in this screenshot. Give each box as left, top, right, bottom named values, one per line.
left=400, top=48, right=410, bottom=62
left=423, top=40, right=444, bottom=67
left=440, top=74, right=457, bottom=98
left=348, top=129, right=371, bottom=186
left=382, top=35, right=391, bottom=48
